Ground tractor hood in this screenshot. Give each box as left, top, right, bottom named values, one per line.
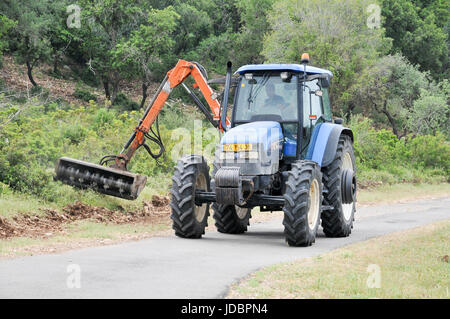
left=218, top=121, right=283, bottom=176
left=220, top=121, right=283, bottom=152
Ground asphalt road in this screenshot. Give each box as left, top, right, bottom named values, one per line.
left=0, top=197, right=449, bottom=298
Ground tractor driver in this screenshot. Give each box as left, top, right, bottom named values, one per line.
left=260, top=82, right=294, bottom=120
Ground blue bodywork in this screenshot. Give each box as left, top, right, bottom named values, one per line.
left=220, top=121, right=283, bottom=153
left=305, top=123, right=353, bottom=167
left=221, top=64, right=350, bottom=169
left=220, top=121, right=353, bottom=168
left=235, top=64, right=333, bottom=77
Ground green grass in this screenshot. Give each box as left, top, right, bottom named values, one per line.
left=228, top=220, right=450, bottom=298
left=0, top=193, right=57, bottom=219
left=357, top=183, right=450, bottom=204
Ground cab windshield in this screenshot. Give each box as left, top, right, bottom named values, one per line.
left=234, top=73, right=298, bottom=122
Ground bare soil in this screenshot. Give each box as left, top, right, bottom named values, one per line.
left=0, top=195, right=170, bottom=239
left=0, top=55, right=159, bottom=105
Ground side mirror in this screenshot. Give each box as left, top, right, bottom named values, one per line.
left=334, top=118, right=343, bottom=125
left=320, top=77, right=330, bottom=88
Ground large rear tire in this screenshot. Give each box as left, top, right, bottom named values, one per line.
left=283, top=161, right=322, bottom=247
left=170, top=155, right=210, bottom=238
left=321, top=135, right=356, bottom=237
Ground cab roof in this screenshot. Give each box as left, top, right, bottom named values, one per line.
left=235, top=64, right=333, bottom=78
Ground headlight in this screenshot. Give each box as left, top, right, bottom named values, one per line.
left=219, top=151, right=259, bottom=160
left=219, top=152, right=235, bottom=160
left=239, top=151, right=259, bottom=159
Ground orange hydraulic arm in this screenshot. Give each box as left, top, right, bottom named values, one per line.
left=114, top=60, right=230, bottom=170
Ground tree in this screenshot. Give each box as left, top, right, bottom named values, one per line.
left=381, top=0, right=449, bottom=79
left=408, top=80, right=450, bottom=136
left=78, top=0, right=148, bottom=103
left=1, top=0, right=57, bottom=86
left=349, top=54, right=430, bottom=139
left=233, top=0, right=274, bottom=66
left=0, top=15, right=16, bottom=57
left=171, top=1, right=212, bottom=57
left=262, top=0, right=391, bottom=116
left=113, top=7, right=179, bottom=109
left=47, top=1, right=76, bottom=75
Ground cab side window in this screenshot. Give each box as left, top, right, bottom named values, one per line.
left=302, top=80, right=323, bottom=128
left=301, top=79, right=324, bottom=156
left=322, top=88, right=332, bottom=121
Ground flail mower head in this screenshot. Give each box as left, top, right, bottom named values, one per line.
left=55, top=157, right=147, bottom=200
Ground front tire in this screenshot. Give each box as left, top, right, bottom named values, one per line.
left=321, top=135, right=356, bottom=237
left=283, top=161, right=322, bottom=247
left=170, top=155, right=210, bottom=238
left=212, top=205, right=251, bottom=234
left=211, top=153, right=252, bottom=234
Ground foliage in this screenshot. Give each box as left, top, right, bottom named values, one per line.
left=76, top=0, right=149, bottom=102
left=348, top=54, right=431, bottom=138
left=0, top=0, right=448, bottom=204
left=263, top=0, right=391, bottom=116
left=348, top=115, right=449, bottom=185
left=0, top=1, right=58, bottom=85
left=0, top=15, right=16, bottom=56
left=407, top=80, right=450, bottom=136
left=112, top=92, right=139, bottom=111
left=73, top=84, right=97, bottom=102
left=113, top=6, right=179, bottom=107
left=381, top=0, right=449, bottom=79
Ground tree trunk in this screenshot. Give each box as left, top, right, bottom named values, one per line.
left=140, top=82, right=149, bottom=109
left=53, top=55, right=59, bottom=74
left=103, top=79, right=111, bottom=101
left=382, top=101, right=400, bottom=139
left=26, top=61, right=38, bottom=87
left=111, top=80, right=119, bottom=104
left=345, top=102, right=355, bottom=122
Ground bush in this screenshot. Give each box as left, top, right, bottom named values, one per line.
left=348, top=115, right=449, bottom=185
left=73, top=85, right=97, bottom=102
left=113, top=92, right=139, bottom=111
left=409, top=132, right=450, bottom=173
left=62, top=124, right=88, bottom=144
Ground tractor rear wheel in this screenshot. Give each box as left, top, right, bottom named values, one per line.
left=170, top=155, right=210, bottom=238
left=321, top=135, right=356, bottom=237
left=212, top=204, right=251, bottom=234
left=283, top=161, right=322, bottom=247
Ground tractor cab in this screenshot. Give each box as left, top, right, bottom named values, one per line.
left=231, top=64, right=333, bottom=160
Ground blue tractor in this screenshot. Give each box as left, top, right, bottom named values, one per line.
left=170, top=55, right=357, bottom=247
left=55, top=55, right=356, bottom=247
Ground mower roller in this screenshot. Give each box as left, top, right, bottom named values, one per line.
left=55, top=157, right=147, bottom=200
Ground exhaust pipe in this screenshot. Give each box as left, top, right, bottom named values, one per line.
left=220, top=61, right=232, bottom=132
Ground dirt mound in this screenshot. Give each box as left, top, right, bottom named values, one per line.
left=0, top=195, right=170, bottom=239
left=151, top=195, right=170, bottom=207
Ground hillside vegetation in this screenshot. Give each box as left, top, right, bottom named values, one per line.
left=0, top=0, right=448, bottom=213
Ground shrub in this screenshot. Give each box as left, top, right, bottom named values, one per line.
left=409, top=132, right=450, bottom=173
left=113, top=92, right=139, bottom=111
left=62, top=124, right=88, bottom=144
left=73, top=85, right=97, bottom=102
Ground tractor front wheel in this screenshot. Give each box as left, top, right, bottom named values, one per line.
left=283, top=160, right=322, bottom=247
left=170, top=155, right=210, bottom=238
left=212, top=204, right=252, bottom=234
